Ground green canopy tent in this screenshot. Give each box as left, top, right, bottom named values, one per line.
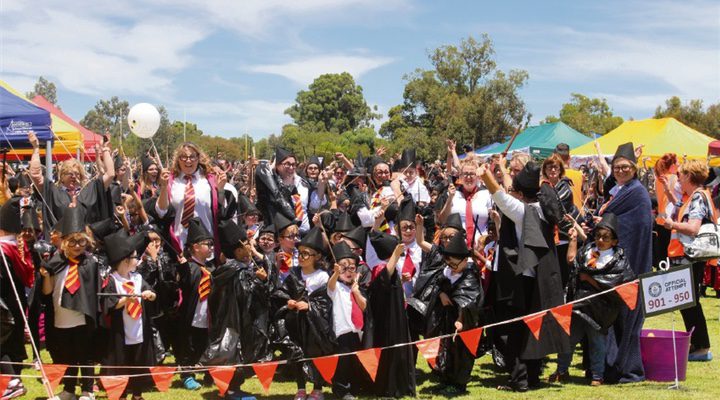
left=480, top=122, right=592, bottom=157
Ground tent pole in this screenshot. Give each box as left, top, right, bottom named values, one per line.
left=45, top=140, right=52, bottom=182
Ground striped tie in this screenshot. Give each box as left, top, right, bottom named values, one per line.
left=64, top=258, right=81, bottom=295
left=198, top=267, right=211, bottom=301
left=587, top=250, right=600, bottom=269
left=370, top=190, right=391, bottom=233
left=181, top=175, right=195, bottom=228
left=122, top=281, right=142, bottom=320
left=292, top=193, right=304, bottom=222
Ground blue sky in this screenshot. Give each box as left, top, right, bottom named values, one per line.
left=2, top=0, right=718, bottom=140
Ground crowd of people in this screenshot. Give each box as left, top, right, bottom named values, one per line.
left=0, top=132, right=717, bottom=400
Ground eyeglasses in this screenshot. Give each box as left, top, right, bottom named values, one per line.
left=612, top=164, right=633, bottom=172
left=61, top=172, right=81, bottom=178
left=545, top=165, right=561, bottom=171
left=179, top=155, right=198, bottom=162
left=350, top=246, right=363, bottom=253
left=338, top=263, right=357, bottom=272
left=399, top=224, right=416, bottom=232
left=281, top=162, right=297, bottom=168
left=439, top=234, right=456, bottom=242
left=197, top=240, right=213, bottom=247
left=594, top=233, right=614, bottom=241
left=281, top=234, right=299, bottom=240
left=461, top=172, right=476, bottom=178
left=298, top=250, right=318, bottom=259
left=67, top=238, right=87, bottom=247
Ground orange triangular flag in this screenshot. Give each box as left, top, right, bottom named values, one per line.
left=459, top=328, right=483, bottom=357
left=356, top=348, right=382, bottom=382
left=44, top=364, right=68, bottom=392
left=616, top=282, right=638, bottom=310
left=100, top=375, right=129, bottom=400
left=149, top=366, right=176, bottom=392
left=252, top=362, right=279, bottom=394
left=209, top=366, right=235, bottom=396
left=550, top=304, right=573, bottom=336
left=523, top=312, right=545, bottom=340
left=416, top=338, right=441, bottom=369
left=0, top=375, right=10, bottom=394
left=312, top=355, right=339, bottom=384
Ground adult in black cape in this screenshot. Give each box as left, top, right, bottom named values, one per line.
left=201, top=219, right=272, bottom=399
left=478, top=161, right=570, bottom=392
left=364, top=231, right=416, bottom=398
left=598, top=142, right=653, bottom=383
left=408, top=233, right=483, bottom=396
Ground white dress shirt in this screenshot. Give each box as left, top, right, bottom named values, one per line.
left=156, top=170, right=213, bottom=250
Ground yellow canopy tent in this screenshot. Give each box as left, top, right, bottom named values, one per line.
left=0, top=80, right=83, bottom=159
left=571, top=118, right=714, bottom=167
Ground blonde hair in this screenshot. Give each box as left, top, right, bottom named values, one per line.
left=460, top=158, right=480, bottom=171
left=171, top=142, right=213, bottom=177
left=679, top=160, right=709, bottom=186
left=60, top=232, right=94, bottom=256
left=57, top=159, right=87, bottom=185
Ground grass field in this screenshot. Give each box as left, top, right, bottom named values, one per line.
left=15, top=294, right=720, bottom=399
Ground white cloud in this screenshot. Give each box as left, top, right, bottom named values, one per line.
left=244, top=55, right=395, bottom=86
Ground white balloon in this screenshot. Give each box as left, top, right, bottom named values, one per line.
left=128, top=103, right=160, bottom=139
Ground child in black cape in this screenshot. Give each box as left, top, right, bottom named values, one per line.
left=365, top=231, right=416, bottom=398
left=40, top=206, right=101, bottom=400
left=272, top=226, right=335, bottom=400
left=201, top=219, right=272, bottom=400
left=176, top=217, right=215, bottom=390
left=100, top=230, right=157, bottom=400
left=408, top=232, right=483, bottom=396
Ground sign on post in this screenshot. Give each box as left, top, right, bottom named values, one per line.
left=639, top=264, right=696, bottom=317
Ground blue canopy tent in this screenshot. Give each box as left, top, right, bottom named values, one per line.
left=0, top=85, right=53, bottom=149
left=458, top=142, right=501, bottom=159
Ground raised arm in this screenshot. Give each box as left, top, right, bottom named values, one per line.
left=28, top=131, right=44, bottom=188
left=100, top=145, right=116, bottom=189
left=438, top=183, right=456, bottom=224
left=415, top=213, right=432, bottom=252
left=386, top=243, right=405, bottom=277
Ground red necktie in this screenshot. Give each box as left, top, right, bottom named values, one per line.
left=198, top=267, right=211, bottom=301
left=350, top=289, right=364, bottom=330
left=181, top=175, right=195, bottom=227
left=122, top=281, right=142, bottom=320
left=292, top=193, right=304, bottom=221
left=64, top=258, right=81, bottom=295
left=402, top=248, right=415, bottom=277
left=370, top=190, right=391, bottom=233
left=278, top=252, right=291, bottom=273
left=587, top=250, right=600, bottom=269
left=465, top=188, right=476, bottom=248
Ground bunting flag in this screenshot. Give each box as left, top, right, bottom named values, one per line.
left=252, top=362, right=279, bottom=394
left=0, top=375, right=10, bottom=395
left=550, top=303, right=573, bottom=336
left=523, top=312, right=546, bottom=341
left=44, top=364, right=68, bottom=392
left=100, top=375, right=129, bottom=400
left=459, top=328, right=483, bottom=357
left=209, top=366, right=235, bottom=396
left=616, top=281, right=639, bottom=310
left=149, top=366, right=176, bottom=392
left=356, top=348, right=382, bottom=382
left=312, top=355, right=339, bottom=384
left=416, top=338, right=441, bottom=369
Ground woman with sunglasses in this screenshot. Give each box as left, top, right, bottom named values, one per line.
left=274, top=227, right=335, bottom=400
left=40, top=206, right=101, bottom=400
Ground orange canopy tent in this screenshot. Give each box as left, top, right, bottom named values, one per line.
left=32, top=95, right=103, bottom=161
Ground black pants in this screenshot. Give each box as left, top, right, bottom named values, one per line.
left=502, top=321, right=541, bottom=390
left=121, top=343, right=151, bottom=397
left=51, top=325, right=94, bottom=393
left=179, top=327, right=209, bottom=380
left=681, top=262, right=710, bottom=350
left=332, top=332, right=362, bottom=397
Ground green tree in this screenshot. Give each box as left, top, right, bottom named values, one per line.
left=80, top=96, right=130, bottom=142
left=654, top=96, right=720, bottom=138
left=544, top=93, right=623, bottom=136
left=380, top=34, right=530, bottom=158
left=285, top=72, right=380, bottom=133
left=26, top=76, right=58, bottom=105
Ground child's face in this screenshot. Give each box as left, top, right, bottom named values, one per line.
left=297, top=245, right=319, bottom=269
left=191, top=240, right=214, bottom=261
left=337, top=258, right=358, bottom=283
left=594, top=228, right=617, bottom=251
left=258, top=233, right=276, bottom=253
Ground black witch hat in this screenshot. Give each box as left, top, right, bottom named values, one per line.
left=298, top=226, right=326, bottom=254
left=218, top=219, right=247, bottom=259
left=335, top=212, right=355, bottom=233
left=439, top=231, right=471, bottom=258
left=238, top=193, right=259, bottom=215
left=141, top=155, right=156, bottom=173
left=0, top=196, right=22, bottom=234
left=369, top=230, right=399, bottom=261
left=307, top=155, right=323, bottom=169
left=512, top=161, right=541, bottom=199
left=442, top=213, right=465, bottom=232
left=275, top=147, right=294, bottom=164
left=343, top=226, right=366, bottom=248
left=346, top=151, right=368, bottom=177
left=273, top=212, right=297, bottom=235
left=332, top=241, right=357, bottom=262
left=105, top=230, right=147, bottom=266
left=596, top=212, right=619, bottom=240
left=21, top=206, right=40, bottom=231
left=400, top=148, right=417, bottom=169
left=59, top=206, right=86, bottom=237
left=113, top=154, right=124, bottom=171
left=88, top=218, right=119, bottom=242
left=613, top=142, right=637, bottom=164
left=186, top=217, right=212, bottom=245
left=260, top=223, right=275, bottom=236
left=396, top=196, right=416, bottom=224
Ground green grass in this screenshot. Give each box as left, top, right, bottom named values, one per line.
left=17, top=294, right=720, bottom=399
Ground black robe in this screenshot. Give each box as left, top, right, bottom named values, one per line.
left=409, top=265, right=483, bottom=387
left=201, top=259, right=272, bottom=365
left=366, top=265, right=416, bottom=398
left=41, top=178, right=112, bottom=236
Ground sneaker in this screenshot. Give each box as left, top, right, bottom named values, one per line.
left=226, top=390, right=256, bottom=400
left=547, top=371, right=569, bottom=383
left=57, top=391, right=77, bottom=400
left=688, top=350, right=713, bottom=362
left=1, top=380, right=27, bottom=399
left=341, top=394, right=356, bottom=400
left=183, top=377, right=201, bottom=390
left=293, top=389, right=307, bottom=400
left=307, top=390, right=324, bottom=400
left=78, top=392, right=95, bottom=400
